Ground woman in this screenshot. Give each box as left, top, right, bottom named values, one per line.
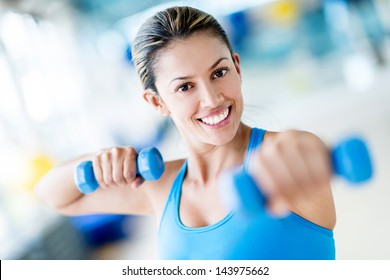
left=35, top=6, right=336, bottom=259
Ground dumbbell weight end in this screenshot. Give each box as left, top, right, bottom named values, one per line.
left=331, top=136, right=373, bottom=184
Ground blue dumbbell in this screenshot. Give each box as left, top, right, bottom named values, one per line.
left=74, top=147, right=165, bottom=194
left=222, top=136, right=373, bottom=217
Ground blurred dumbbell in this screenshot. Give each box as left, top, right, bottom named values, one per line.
left=221, top=136, right=373, bottom=217
left=74, top=147, right=165, bottom=194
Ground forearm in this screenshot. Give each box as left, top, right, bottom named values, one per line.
left=34, top=154, right=91, bottom=211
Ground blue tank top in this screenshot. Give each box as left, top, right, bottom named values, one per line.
left=158, top=128, right=336, bottom=259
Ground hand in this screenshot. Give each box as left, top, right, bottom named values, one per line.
left=91, top=146, right=144, bottom=190
left=249, top=130, right=332, bottom=216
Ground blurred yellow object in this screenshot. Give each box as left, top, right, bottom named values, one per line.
left=23, top=153, right=55, bottom=192
left=267, top=0, right=300, bottom=24
left=0, top=145, right=55, bottom=193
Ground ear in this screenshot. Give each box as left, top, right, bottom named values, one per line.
left=233, top=52, right=242, bottom=81
left=143, top=90, right=170, bottom=116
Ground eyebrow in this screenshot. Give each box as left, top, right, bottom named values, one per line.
left=169, top=57, right=229, bottom=85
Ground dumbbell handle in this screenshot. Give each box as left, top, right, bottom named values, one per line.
left=223, top=136, right=373, bottom=216
left=74, top=147, right=164, bottom=194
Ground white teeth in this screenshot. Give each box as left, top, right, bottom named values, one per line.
left=201, top=108, right=229, bottom=125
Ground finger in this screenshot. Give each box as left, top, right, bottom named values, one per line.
left=253, top=144, right=299, bottom=205
left=92, top=156, right=108, bottom=189
left=249, top=159, right=288, bottom=216
left=267, top=197, right=290, bottom=217
left=111, top=148, right=126, bottom=186
left=123, top=147, right=138, bottom=185
left=130, top=176, right=144, bottom=190
left=100, top=151, right=114, bottom=187
left=279, top=139, right=315, bottom=198
left=300, top=140, right=331, bottom=192
left=111, top=147, right=132, bottom=186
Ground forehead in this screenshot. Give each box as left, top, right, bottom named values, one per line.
left=154, top=32, right=231, bottom=81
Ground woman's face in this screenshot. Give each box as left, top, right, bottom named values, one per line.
left=151, top=32, right=243, bottom=147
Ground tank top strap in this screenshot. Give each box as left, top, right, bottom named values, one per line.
left=243, top=127, right=267, bottom=171
left=159, top=160, right=187, bottom=225
left=172, top=161, right=188, bottom=199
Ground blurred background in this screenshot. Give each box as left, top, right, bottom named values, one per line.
left=1, top=0, right=389, bottom=260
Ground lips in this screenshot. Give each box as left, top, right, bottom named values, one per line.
left=198, top=106, right=231, bottom=126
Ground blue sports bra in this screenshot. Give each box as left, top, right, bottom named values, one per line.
left=158, top=128, right=335, bottom=259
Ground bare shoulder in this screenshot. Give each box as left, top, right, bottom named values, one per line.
left=263, top=129, right=310, bottom=137
left=263, top=130, right=323, bottom=144
left=263, top=130, right=277, bottom=141
left=146, top=159, right=186, bottom=193
left=144, top=158, right=186, bottom=217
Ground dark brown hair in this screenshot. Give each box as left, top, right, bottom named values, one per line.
left=131, top=6, right=234, bottom=94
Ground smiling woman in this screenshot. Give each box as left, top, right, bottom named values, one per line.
left=143, top=31, right=244, bottom=147
left=35, top=6, right=336, bottom=260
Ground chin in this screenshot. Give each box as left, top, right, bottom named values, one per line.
left=206, top=127, right=238, bottom=146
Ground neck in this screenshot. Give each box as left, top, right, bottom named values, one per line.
left=185, top=123, right=251, bottom=185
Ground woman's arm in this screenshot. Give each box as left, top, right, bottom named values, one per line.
left=251, top=130, right=336, bottom=230
left=34, top=147, right=155, bottom=216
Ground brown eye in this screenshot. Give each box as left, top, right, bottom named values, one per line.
left=177, top=83, right=192, bottom=92
left=213, top=68, right=228, bottom=79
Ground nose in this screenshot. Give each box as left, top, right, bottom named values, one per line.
left=199, top=81, right=223, bottom=108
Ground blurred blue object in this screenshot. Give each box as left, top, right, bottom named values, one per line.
left=300, top=6, right=336, bottom=58
left=112, top=118, right=172, bottom=151
left=69, top=0, right=172, bottom=20
left=332, top=136, right=374, bottom=184
left=125, top=43, right=133, bottom=64
left=70, top=214, right=133, bottom=248
left=227, top=10, right=251, bottom=52
left=350, top=0, right=388, bottom=65
left=323, top=0, right=355, bottom=54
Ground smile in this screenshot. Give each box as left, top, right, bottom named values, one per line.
left=198, top=106, right=231, bottom=126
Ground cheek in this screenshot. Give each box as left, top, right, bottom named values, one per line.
left=226, top=79, right=244, bottom=115
left=167, top=98, right=197, bottom=120
left=225, top=78, right=243, bottom=100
